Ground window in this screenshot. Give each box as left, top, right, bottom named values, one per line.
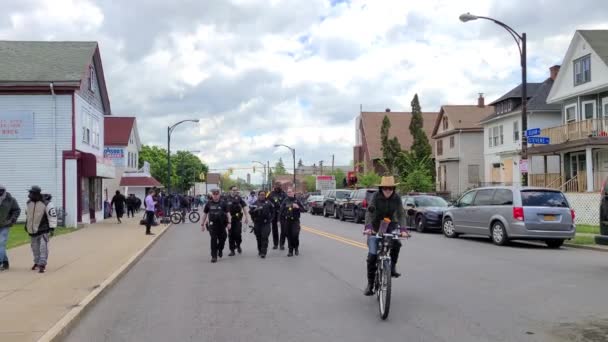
left=499, top=125, right=504, bottom=145
left=492, top=127, right=499, bottom=146
left=468, top=165, right=480, bottom=184
left=492, top=189, right=513, bottom=205
left=521, top=190, right=568, bottom=207
left=473, top=189, right=495, bottom=206
left=89, top=65, right=98, bottom=93
left=91, top=117, right=100, bottom=147
left=507, top=101, right=512, bottom=112
left=574, top=55, right=591, bottom=86
left=442, top=116, right=448, bottom=130
left=450, top=136, right=455, bottom=148
left=582, top=101, right=595, bottom=120
left=458, top=191, right=476, bottom=207
left=565, top=104, right=577, bottom=122
left=82, top=114, right=90, bottom=144
left=437, top=139, right=443, bottom=156
left=488, top=128, right=493, bottom=147
left=513, top=121, right=520, bottom=142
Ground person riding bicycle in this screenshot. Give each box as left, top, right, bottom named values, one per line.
left=363, top=176, right=410, bottom=296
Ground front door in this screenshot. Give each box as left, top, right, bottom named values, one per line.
left=570, top=153, right=587, bottom=191
left=503, top=158, right=513, bottom=185
left=491, top=164, right=501, bottom=184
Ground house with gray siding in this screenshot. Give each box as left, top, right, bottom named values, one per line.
left=432, top=95, right=494, bottom=197
left=0, top=41, right=115, bottom=227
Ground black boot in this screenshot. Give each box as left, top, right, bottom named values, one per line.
left=364, top=255, right=377, bottom=296
left=390, top=244, right=401, bottom=278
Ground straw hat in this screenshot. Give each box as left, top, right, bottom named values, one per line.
left=376, top=176, right=399, bottom=187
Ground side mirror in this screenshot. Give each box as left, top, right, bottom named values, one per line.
left=406, top=203, right=415, bottom=208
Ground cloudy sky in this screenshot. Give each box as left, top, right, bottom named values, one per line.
left=2, top=0, right=608, bottom=183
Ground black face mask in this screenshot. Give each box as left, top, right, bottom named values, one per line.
left=275, top=187, right=281, bottom=192
left=29, top=192, right=41, bottom=201
left=0, top=189, right=5, bottom=196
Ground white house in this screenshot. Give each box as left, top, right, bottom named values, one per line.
left=0, top=41, right=115, bottom=227
left=528, top=30, right=608, bottom=193
left=480, top=66, right=562, bottom=186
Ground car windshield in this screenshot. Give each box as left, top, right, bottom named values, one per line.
left=336, top=191, right=351, bottom=199
left=309, top=196, right=323, bottom=201
left=414, top=196, right=448, bottom=207
left=521, top=190, right=569, bottom=207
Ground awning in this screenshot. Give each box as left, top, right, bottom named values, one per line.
left=81, top=152, right=116, bottom=178
left=120, top=176, right=163, bottom=187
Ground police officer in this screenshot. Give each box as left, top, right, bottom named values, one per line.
left=249, top=190, right=275, bottom=258
left=226, top=186, right=250, bottom=256
left=201, top=189, right=231, bottom=263
left=268, top=182, right=287, bottom=250
left=279, top=188, right=305, bottom=257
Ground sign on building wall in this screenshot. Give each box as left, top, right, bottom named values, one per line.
left=104, top=147, right=125, bottom=166
left=0, top=111, right=34, bottom=139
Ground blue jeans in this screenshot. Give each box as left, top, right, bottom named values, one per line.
left=367, top=236, right=381, bottom=256
left=0, top=227, right=9, bottom=264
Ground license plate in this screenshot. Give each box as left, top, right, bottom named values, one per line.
left=544, top=215, right=556, bottom=221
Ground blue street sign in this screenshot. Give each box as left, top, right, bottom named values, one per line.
left=525, top=128, right=541, bottom=137
left=527, top=136, right=550, bottom=144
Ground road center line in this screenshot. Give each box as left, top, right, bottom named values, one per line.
left=302, top=225, right=367, bottom=249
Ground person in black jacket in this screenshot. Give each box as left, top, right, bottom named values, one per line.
left=24, top=186, right=57, bottom=273
left=126, top=194, right=136, bottom=218
left=279, top=188, right=305, bottom=257
left=250, top=190, right=274, bottom=258
left=201, top=189, right=231, bottom=263
left=111, top=190, right=127, bottom=223
left=0, top=184, right=21, bottom=272
left=268, top=183, right=287, bottom=250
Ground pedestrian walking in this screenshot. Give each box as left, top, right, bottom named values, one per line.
left=126, top=194, right=136, bottom=218
left=144, top=189, right=156, bottom=235
left=279, top=188, right=305, bottom=257
left=0, top=184, right=21, bottom=272
left=24, top=186, right=57, bottom=273
left=250, top=190, right=274, bottom=258
left=246, top=191, right=257, bottom=206
left=134, top=196, right=142, bottom=213
left=268, top=182, right=287, bottom=250
left=111, top=190, right=126, bottom=223
left=226, top=186, right=250, bottom=256
left=201, top=188, right=231, bottom=263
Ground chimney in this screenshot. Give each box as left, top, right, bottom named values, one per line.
left=477, top=93, right=485, bottom=108
left=385, top=108, right=391, bottom=112
left=550, top=65, right=561, bottom=81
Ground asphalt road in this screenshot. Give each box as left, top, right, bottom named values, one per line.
left=64, top=212, right=608, bottom=342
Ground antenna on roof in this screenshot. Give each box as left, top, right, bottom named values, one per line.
left=360, top=104, right=362, bottom=113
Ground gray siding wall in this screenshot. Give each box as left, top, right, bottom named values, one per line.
left=458, top=132, right=484, bottom=194
left=0, top=94, right=72, bottom=221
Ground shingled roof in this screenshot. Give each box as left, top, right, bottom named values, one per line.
left=431, top=105, right=495, bottom=138
left=105, top=117, right=136, bottom=146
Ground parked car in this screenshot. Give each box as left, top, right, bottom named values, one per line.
left=323, top=189, right=352, bottom=218
left=340, top=188, right=378, bottom=223
left=307, top=195, right=325, bottom=215
left=442, top=186, right=575, bottom=248
left=402, top=195, right=449, bottom=232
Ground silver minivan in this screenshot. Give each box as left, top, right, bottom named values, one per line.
left=442, top=186, right=576, bottom=248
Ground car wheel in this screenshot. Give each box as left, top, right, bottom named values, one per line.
left=339, top=208, right=346, bottom=221
left=334, top=206, right=340, bottom=219
left=545, top=239, right=564, bottom=249
left=323, top=206, right=329, bottom=217
left=491, top=221, right=509, bottom=246
left=442, top=217, right=458, bottom=238
left=354, top=208, right=363, bottom=223
left=415, top=215, right=426, bottom=233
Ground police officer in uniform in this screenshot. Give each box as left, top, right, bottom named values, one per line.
left=268, top=182, right=287, bottom=250
left=249, top=190, right=275, bottom=258
left=279, top=188, right=305, bottom=257
left=226, top=186, right=250, bottom=256
left=201, top=189, right=231, bottom=263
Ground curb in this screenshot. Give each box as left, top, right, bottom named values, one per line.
left=564, top=243, right=608, bottom=252
left=37, top=223, right=173, bottom=342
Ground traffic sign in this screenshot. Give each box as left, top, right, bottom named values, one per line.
left=527, top=136, right=550, bottom=144
left=525, top=128, right=541, bottom=137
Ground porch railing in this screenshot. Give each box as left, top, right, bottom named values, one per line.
left=528, top=172, right=606, bottom=192
left=529, top=173, right=561, bottom=189
left=540, top=118, right=608, bottom=145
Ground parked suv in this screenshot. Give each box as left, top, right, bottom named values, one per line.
left=442, top=186, right=575, bottom=248
left=323, top=190, right=352, bottom=218
left=340, top=188, right=378, bottom=223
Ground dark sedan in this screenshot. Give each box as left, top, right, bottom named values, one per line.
left=307, top=195, right=325, bottom=215
left=402, top=195, right=449, bottom=232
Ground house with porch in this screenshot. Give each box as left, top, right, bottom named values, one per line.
left=480, top=66, right=562, bottom=187
left=528, top=30, right=608, bottom=195
left=432, top=95, right=494, bottom=196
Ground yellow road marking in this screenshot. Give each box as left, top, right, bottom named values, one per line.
left=302, top=225, right=367, bottom=250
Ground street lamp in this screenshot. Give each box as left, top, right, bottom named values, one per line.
left=274, top=144, right=296, bottom=188
left=167, top=119, right=200, bottom=199
left=252, top=160, right=267, bottom=191
left=460, top=12, right=528, bottom=186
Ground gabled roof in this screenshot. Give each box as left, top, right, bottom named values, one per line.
left=579, top=30, right=608, bottom=67
left=104, top=117, right=136, bottom=146
left=481, top=78, right=560, bottom=124
left=0, top=41, right=97, bottom=83
left=431, top=105, right=494, bottom=137
left=120, top=176, right=163, bottom=187
left=360, top=111, right=436, bottom=160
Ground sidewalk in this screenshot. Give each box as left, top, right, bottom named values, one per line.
left=0, top=216, right=170, bottom=342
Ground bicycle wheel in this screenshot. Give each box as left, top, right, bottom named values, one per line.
left=170, top=212, right=182, bottom=224
left=189, top=211, right=200, bottom=223
left=378, top=259, right=392, bottom=320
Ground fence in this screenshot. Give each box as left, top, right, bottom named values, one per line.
left=565, top=192, right=600, bottom=226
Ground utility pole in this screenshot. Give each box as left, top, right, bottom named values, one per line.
left=331, top=154, right=335, bottom=174
left=319, top=160, right=324, bottom=176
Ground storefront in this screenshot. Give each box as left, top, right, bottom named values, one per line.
left=80, top=152, right=116, bottom=223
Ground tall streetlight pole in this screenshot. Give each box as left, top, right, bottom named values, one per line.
left=167, top=119, right=200, bottom=198
left=274, top=144, right=296, bottom=188
left=460, top=13, right=528, bottom=186
left=252, top=161, right=266, bottom=191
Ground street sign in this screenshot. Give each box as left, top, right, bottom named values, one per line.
left=519, top=159, right=528, bottom=173
left=525, top=128, right=541, bottom=137
left=527, top=136, right=550, bottom=144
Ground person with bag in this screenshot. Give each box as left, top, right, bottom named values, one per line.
left=24, top=186, right=57, bottom=273
left=201, top=189, right=231, bottom=263
left=0, top=184, right=21, bottom=272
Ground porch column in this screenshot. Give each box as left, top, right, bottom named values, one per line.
left=586, top=147, right=594, bottom=192
left=560, top=152, right=566, bottom=185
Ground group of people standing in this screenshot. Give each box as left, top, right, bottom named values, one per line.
left=200, top=183, right=304, bottom=262
left=109, top=191, right=142, bottom=223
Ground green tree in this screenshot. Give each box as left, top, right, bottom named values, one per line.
left=220, top=171, right=236, bottom=192
left=380, top=115, right=402, bottom=175
left=408, top=94, right=434, bottom=179
left=396, top=152, right=434, bottom=192
left=274, top=158, right=287, bottom=175
left=331, top=168, right=346, bottom=189
left=297, top=158, right=304, bottom=168
left=139, top=145, right=170, bottom=186
left=138, top=145, right=208, bottom=192
left=304, top=175, right=317, bottom=192
left=357, top=171, right=381, bottom=188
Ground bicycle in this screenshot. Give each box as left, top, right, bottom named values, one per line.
left=169, top=208, right=200, bottom=224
